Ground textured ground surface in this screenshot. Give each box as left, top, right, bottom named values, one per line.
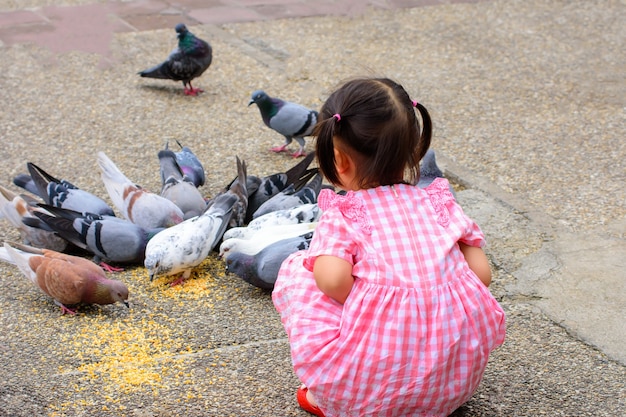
left=0, top=0, right=624, bottom=416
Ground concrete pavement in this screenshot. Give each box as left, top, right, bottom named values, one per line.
left=0, top=0, right=624, bottom=415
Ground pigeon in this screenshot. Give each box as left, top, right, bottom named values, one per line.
left=248, top=90, right=318, bottom=157
left=416, top=149, right=456, bottom=196
left=167, top=140, right=206, bottom=187
left=21, top=162, right=115, bottom=216
left=206, top=156, right=248, bottom=229
left=0, top=185, right=69, bottom=252
left=12, top=173, right=39, bottom=195
left=223, top=203, right=320, bottom=241
left=97, top=151, right=184, bottom=230
left=252, top=171, right=323, bottom=219
left=159, top=148, right=207, bottom=219
left=220, top=221, right=317, bottom=259
left=246, top=151, right=315, bottom=222
left=225, top=232, right=313, bottom=290
left=139, top=23, right=213, bottom=96
left=0, top=242, right=129, bottom=315
left=32, top=205, right=162, bottom=270
left=144, top=192, right=237, bottom=285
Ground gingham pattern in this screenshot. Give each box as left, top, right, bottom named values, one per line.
left=273, top=179, right=506, bottom=417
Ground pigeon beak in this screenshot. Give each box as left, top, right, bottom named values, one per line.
left=248, top=99, right=255, bottom=106
left=149, top=273, right=154, bottom=282
left=123, top=300, right=130, bottom=308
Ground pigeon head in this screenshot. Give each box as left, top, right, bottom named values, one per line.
left=109, top=280, right=130, bottom=308
left=175, top=23, right=189, bottom=36
left=93, top=279, right=130, bottom=308
left=248, top=90, right=269, bottom=106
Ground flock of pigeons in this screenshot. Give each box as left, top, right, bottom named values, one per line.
left=0, top=22, right=448, bottom=316
left=138, top=23, right=319, bottom=158
left=0, top=142, right=330, bottom=313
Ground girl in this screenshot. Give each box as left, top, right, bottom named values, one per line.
left=272, top=77, right=505, bottom=417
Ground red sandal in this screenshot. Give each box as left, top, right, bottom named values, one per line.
left=297, top=385, right=326, bottom=417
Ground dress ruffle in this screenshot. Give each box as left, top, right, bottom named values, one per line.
left=318, top=189, right=372, bottom=235
left=425, top=178, right=456, bottom=227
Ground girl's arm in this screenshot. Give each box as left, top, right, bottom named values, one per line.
left=313, top=255, right=354, bottom=304
left=459, top=242, right=492, bottom=287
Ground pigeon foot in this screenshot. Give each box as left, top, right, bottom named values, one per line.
left=270, top=145, right=288, bottom=153
left=169, top=276, right=187, bottom=286
left=100, top=262, right=124, bottom=273
left=184, top=87, right=204, bottom=96
left=291, top=150, right=307, bottom=158
left=60, top=304, right=77, bottom=316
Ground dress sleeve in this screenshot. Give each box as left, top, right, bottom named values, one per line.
left=302, top=190, right=366, bottom=271
left=426, top=178, right=486, bottom=248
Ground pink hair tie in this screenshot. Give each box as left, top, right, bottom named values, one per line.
left=333, top=113, right=341, bottom=122
left=411, top=100, right=418, bottom=107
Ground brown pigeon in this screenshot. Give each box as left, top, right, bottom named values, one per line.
left=0, top=242, right=129, bottom=315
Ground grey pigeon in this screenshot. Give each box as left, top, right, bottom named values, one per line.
left=248, top=90, right=318, bottom=157
left=206, top=156, right=248, bottom=229
left=252, top=171, right=323, bottom=219
left=0, top=185, right=69, bottom=252
left=144, top=192, right=237, bottom=284
left=223, top=203, right=320, bottom=241
left=25, top=162, right=115, bottom=216
left=97, top=151, right=184, bottom=230
left=12, top=173, right=39, bottom=195
left=416, top=149, right=456, bottom=196
left=159, top=148, right=207, bottom=219
left=167, top=140, right=206, bottom=187
left=139, top=23, right=212, bottom=96
left=246, top=151, right=315, bottom=222
left=33, top=205, right=162, bottom=270
left=0, top=242, right=129, bottom=315
left=225, top=232, right=313, bottom=290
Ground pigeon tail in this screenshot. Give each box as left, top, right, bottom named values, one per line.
left=12, top=174, right=39, bottom=195
left=2, top=242, right=38, bottom=285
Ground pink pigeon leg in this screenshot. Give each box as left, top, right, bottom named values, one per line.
left=55, top=301, right=76, bottom=316
left=184, top=82, right=204, bottom=96
left=169, top=270, right=192, bottom=287
left=291, top=149, right=307, bottom=158
left=100, top=262, right=124, bottom=273
left=169, top=276, right=186, bottom=286
left=270, top=144, right=288, bottom=153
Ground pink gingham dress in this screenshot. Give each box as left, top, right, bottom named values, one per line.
left=272, top=178, right=506, bottom=417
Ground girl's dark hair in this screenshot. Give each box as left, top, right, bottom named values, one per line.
left=314, top=77, right=432, bottom=188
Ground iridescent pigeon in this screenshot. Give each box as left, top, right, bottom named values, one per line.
left=158, top=148, right=207, bottom=219
left=167, top=140, right=206, bottom=187
left=139, top=23, right=213, bottom=96
left=248, top=90, right=318, bottom=157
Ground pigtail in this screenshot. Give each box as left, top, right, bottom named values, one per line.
left=414, top=101, right=432, bottom=162
left=314, top=113, right=342, bottom=186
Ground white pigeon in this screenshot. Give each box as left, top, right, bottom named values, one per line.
left=219, top=221, right=317, bottom=260
left=144, top=192, right=237, bottom=284
left=0, top=185, right=69, bottom=252
left=223, top=203, right=320, bottom=241
left=97, top=151, right=184, bottom=230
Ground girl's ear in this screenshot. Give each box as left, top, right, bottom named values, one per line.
left=334, top=147, right=351, bottom=174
